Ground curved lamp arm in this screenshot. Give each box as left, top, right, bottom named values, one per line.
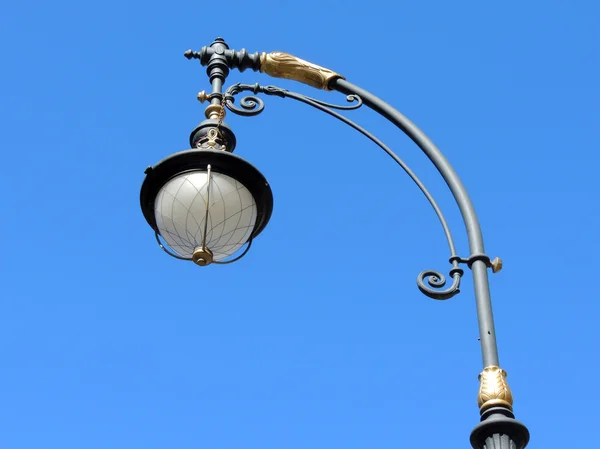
left=185, top=38, right=529, bottom=449
left=331, top=78, right=500, bottom=367
left=222, top=82, right=464, bottom=301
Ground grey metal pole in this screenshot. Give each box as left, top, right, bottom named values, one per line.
left=330, top=78, right=528, bottom=449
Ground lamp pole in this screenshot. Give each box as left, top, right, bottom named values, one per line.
left=140, top=37, right=530, bottom=449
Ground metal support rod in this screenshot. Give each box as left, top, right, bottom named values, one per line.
left=202, top=164, right=212, bottom=250
left=211, top=78, right=223, bottom=104
left=331, top=78, right=499, bottom=368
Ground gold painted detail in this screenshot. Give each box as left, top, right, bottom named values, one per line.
left=192, top=247, right=213, bottom=266
left=206, top=128, right=219, bottom=147
left=197, top=91, right=228, bottom=149
left=197, top=91, right=209, bottom=103
left=260, top=51, right=344, bottom=91
left=204, top=104, right=222, bottom=120
left=477, top=366, right=513, bottom=413
left=197, top=91, right=227, bottom=121
left=491, top=257, right=503, bottom=273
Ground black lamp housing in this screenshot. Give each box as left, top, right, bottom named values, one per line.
left=140, top=148, right=273, bottom=242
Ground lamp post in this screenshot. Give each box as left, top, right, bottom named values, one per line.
left=139, top=37, right=530, bottom=449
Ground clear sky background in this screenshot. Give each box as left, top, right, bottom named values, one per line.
left=1, top=1, right=599, bottom=448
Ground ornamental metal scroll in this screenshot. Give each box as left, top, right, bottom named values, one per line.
left=223, top=82, right=464, bottom=300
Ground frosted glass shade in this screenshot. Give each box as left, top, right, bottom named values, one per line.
left=154, top=170, right=257, bottom=261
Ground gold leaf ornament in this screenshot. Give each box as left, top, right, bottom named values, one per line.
left=260, top=51, right=344, bottom=91
left=477, top=366, right=514, bottom=412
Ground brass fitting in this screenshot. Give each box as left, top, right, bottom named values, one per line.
left=197, top=91, right=209, bottom=103
left=192, top=247, right=214, bottom=266
left=491, top=257, right=503, bottom=273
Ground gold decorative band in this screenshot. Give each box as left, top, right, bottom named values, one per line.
left=260, top=51, right=344, bottom=91
left=477, top=366, right=514, bottom=413
left=204, top=104, right=223, bottom=120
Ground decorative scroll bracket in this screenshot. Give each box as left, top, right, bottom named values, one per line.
left=222, top=82, right=477, bottom=302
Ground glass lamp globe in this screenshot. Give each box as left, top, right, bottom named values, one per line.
left=154, top=169, right=257, bottom=262
left=140, top=149, right=273, bottom=266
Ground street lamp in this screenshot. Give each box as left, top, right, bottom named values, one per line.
left=139, top=37, right=530, bottom=449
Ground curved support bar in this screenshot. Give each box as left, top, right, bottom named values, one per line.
left=306, top=94, right=363, bottom=110
left=213, top=238, right=253, bottom=265
left=330, top=78, right=500, bottom=368
left=417, top=269, right=462, bottom=300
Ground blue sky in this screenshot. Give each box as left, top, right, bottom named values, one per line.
left=1, top=1, right=599, bottom=448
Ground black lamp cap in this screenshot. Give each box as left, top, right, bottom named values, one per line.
left=189, top=119, right=237, bottom=152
